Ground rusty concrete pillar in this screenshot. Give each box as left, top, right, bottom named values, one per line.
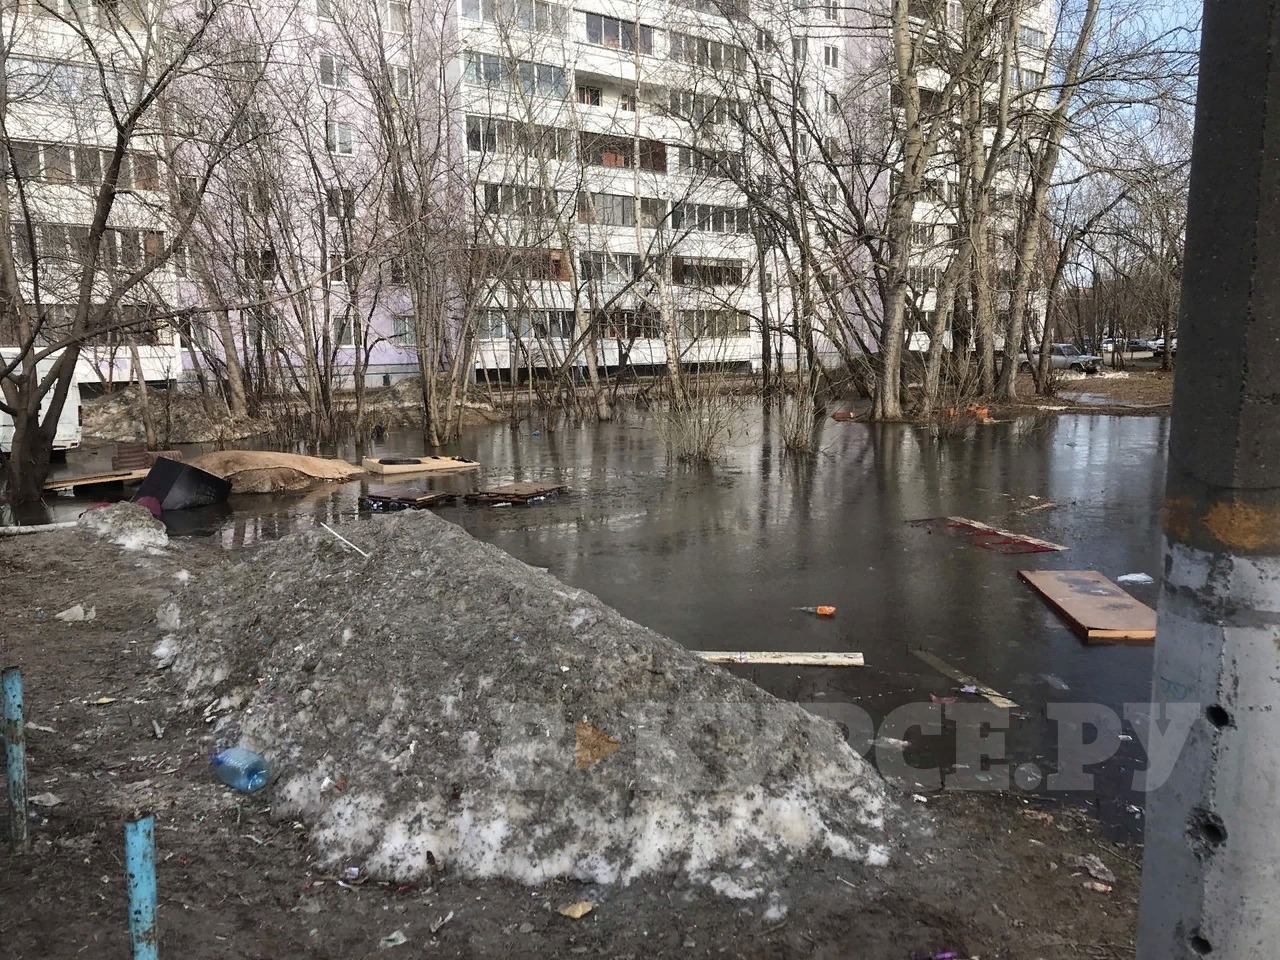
left=1136, top=1, right=1280, bottom=957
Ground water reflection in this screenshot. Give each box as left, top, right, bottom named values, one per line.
left=27, top=405, right=1168, bottom=835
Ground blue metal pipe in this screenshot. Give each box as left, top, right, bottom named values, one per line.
left=125, top=813, right=158, bottom=960
left=2, top=666, right=27, bottom=851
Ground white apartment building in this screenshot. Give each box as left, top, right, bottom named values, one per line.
left=2, top=0, right=1055, bottom=393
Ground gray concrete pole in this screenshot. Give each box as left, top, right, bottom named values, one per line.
left=1135, top=2, right=1280, bottom=957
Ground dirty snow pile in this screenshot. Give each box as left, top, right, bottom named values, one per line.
left=162, top=512, right=891, bottom=896
left=78, top=502, right=168, bottom=551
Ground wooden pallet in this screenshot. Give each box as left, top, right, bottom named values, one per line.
left=1019, top=569, right=1156, bottom=644
left=43, top=468, right=150, bottom=493
left=361, top=456, right=480, bottom=476
left=464, top=482, right=567, bottom=505
left=358, top=492, right=458, bottom=512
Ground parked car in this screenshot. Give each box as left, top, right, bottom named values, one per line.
left=1021, top=343, right=1103, bottom=374
left=1127, top=338, right=1158, bottom=353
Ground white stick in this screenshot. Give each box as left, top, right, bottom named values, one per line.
left=0, top=521, right=78, bottom=537
left=318, top=522, right=369, bottom=558
left=696, top=651, right=865, bottom=667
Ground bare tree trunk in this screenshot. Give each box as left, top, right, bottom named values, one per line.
left=216, top=307, right=247, bottom=417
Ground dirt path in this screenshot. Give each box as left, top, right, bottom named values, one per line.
left=1, top=531, right=1140, bottom=959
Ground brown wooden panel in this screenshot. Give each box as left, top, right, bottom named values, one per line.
left=1019, top=569, right=1156, bottom=644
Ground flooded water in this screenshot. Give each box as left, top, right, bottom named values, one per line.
left=32, top=404, right=1170, bottom=836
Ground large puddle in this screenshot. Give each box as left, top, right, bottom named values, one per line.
left=31, top=404, right=1171, bottom=837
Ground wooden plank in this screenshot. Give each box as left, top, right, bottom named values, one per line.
left=912, top=649, right=1019, bottom=708
left=695, top=651, right=865, bottom=667
left=42, top=468, right=150, bottom=492
left=465, top=482, right=567, bottom=505
left=1019, top=569, right=1156, bottom=644
left=361, top=456, right=480, bottom=476
left=946, top=517, right=1067, bottom=552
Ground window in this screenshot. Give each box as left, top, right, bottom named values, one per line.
left=317, top=0, right=334, bottom=18
left=333, top=312, right=356, bottom=347
left=909, top=222, right=934, bottom=248
left=584, top=13, right=654, bottom=54
left=131, top=153, right=159, bottom=190
left=75, top=146, right=103, bottom=185
left=326, top=186, right=355, bottom=220
left=176, top=175, right=199, bottom=208
left=596, top=308, right=661, bottom=340
left=143, top=230, right=165, bottom=265
left=579, top=133, right=667, bottom=172
left=672, top=256, right=744, bottom=286
left=576, top=84, right=601, bottom=106
left=825, top=0, right=837, bottom=18
left=755, top=28, right=771, bottom=50
left=244, top=247, right=277, bottom=281
left=320, top=54, right=349, bottom=89
left=382, top=0, right=408, bottom=32
left=327, top=121, right=354, bottom=155
left=825, top=90, right=840, bottom=115
left=116, top=230, right=142, bottom=269
left=393, top=313, right=414, bottom=346
left=577, top=191, right=636, bottom=227
left=171, top=242, right=190, bottom=278
left=640, top=197, right=666, bottom=227
left=1019, top=24, right=1046, bottom=50
left=43, top=145, right=73, bottom=184
left=620, top=92, right=636, bottom=111
left=234, top=180, right=270, bottom=214
left=391, top=65, right=411, bottom=97
left=675, top=146, right=742, bottom=177
left=824, top=45, right=839, bottom=68
left=387, top=256, right=407, bottom=284
left=680, top=308, right=751, bottom=338
left=1016, top=67, right=1044, bottom=89
left=671, top=202, right=749, bottom=234
left=579, top=251, right=642, bottom=284
left=669, top=32, right=747, bottom=71
left=792, top=37, right=807, bottom=60
left=328, top=252, right=355, bottom=284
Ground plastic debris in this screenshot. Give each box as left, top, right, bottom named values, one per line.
left=55, top=604, right=95, bottom=622
left=959, top=684, right=978, bottom=695
left=29, top=792, right=62, bottom=807
left=429, top=911, right=454, bottom=934
left=796, top=605, right=837, bottom=617
left=929, top=694, right=958, bottom=705
left=1068, top=854, right=1116, bottom=884
left=1082, top=880, right=1112, bottom=894
left=90, top=697, right=118, bottom=706
left=211, top=747, right=270, bottom=793
left=558, top=901, right=595, bottom=919
left=379, top=930, right=408, bottom=949
left=1041, top=673, right=1070, bottom=692
left=912, top=794, right=929, bottom=803
left=1117, top=573, right=1155, bottom=585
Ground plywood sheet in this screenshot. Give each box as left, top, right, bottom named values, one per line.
left=1019, top=569, right=1156, bottom=644
left=42, top=468, right=150, bottom=492
left=361, top=456, right=480, bottom=476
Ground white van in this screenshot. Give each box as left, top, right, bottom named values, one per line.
left=0, top=350, right=83, bottom=454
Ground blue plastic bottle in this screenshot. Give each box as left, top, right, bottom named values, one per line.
left=211, top=747, right=270, bottom=793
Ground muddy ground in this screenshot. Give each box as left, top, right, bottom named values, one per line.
left=1, top=529, right=1140, bottom=959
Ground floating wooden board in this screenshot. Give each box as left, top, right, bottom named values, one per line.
left=830, top=411, right=857, bottom=422
left=359, top=492, right=458, bottom=512
left=696, top=651, right=865, bottom=667
left=908, top=516, right=1067, bottom=554
left=42, top=468, right=150, bottom=493
left=361, top=456, right=480, bottom=476
left=1019, top=569, right=1156, bottom=644
left=912, top=649, right=1019, bottom=708
left=465, top=482, right=567, bottom=505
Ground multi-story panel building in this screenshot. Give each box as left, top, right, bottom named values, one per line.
left=2, top=0, right=1055, bottom=395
